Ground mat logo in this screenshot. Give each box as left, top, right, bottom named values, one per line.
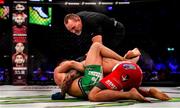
left=123, top=63, right=136, bottom=70
left=121, top=74, right=129, bottom=82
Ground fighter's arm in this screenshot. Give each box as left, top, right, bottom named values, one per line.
left=59, top=60, right=86, bottom=98
left=60, top=70, right=80, bottom=97
left=71, top=60, right=85, bottom=72
left=53, top=60, right=84, bottom=99
left=55, top=60, right=85, bottom=74
left=52, top=69, right=81, bottom=100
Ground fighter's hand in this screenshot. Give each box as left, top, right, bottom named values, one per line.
left=60, top=70, right=80, bottom=95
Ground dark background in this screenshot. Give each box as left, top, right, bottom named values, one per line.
left=0, top=0, right=180, bottom=84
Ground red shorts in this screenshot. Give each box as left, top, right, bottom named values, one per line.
left=98, top=61, right=143, bottom=91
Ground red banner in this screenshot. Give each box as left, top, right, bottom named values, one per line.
left=12, top=1, right=28, bottom=85
left=0, top=0, right=4, bottom=4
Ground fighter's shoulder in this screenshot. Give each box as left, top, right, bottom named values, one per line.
left=76, top=11, right=100, bottom=16
left=76, top=11, right=88, bottom=15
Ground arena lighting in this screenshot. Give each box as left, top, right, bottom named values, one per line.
left=107, top=6, right=113, bottom=11
left=0, top=69, right=4, bottom=81
left=27, top=0, right=161, bottom=6
left=28, top=1, right=130, bottom=6
left=168, top=62, right=178, bottom=73
left=167, top=47, right=175, bottom=51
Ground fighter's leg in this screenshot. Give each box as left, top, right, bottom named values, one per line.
left=80, top=42, right=104, bottom=97
left=85, top=42, right=125, bottom=65
left=80, top=42, right=127, bottom=96
left=138, top=87, right=171, bottom=101
left=85, top=43, right=103, bottom=65
left=88, top=87, right=150, bottom=102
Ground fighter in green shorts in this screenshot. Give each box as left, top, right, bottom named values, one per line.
left=79, top=65, right=103, bottom=97
left=53, top=43, right=140, bottom=100
left=53, top=43, right=171, bottom=102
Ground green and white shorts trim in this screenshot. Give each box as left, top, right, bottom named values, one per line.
left=78, top=65, right=103, bottom=98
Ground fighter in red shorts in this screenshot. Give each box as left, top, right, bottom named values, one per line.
left=98, top=61, right=143, bottom=91
left=88, top=61, right=171, bottom=102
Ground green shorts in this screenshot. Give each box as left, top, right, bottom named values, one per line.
left=78, top=65, right=103, bottom=98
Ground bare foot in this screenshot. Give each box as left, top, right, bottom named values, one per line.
left=129, top=88, right=150, bottom=102
left=149, top=87, right=171, bottom=101
left=124, top=48, right=141, bottom=59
